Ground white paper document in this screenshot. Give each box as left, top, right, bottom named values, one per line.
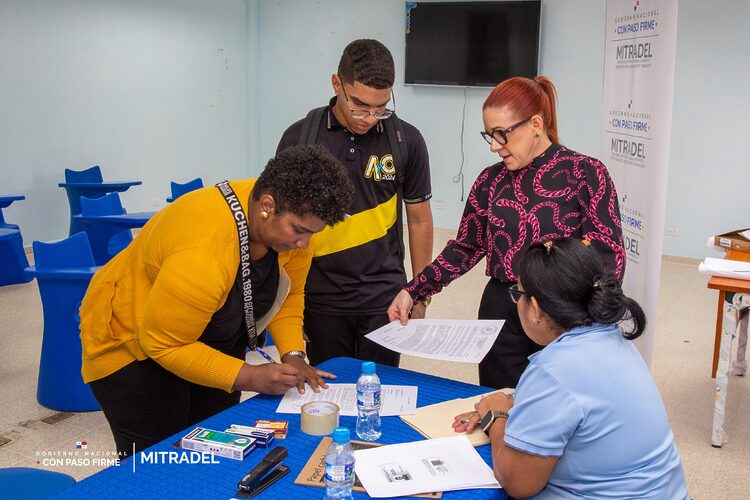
left=699, top=257, right=750, bottom=281
left=275, top=384, right=417, bottom=417
left=353, top=435, right=500, bottom=497
left=365, top=319, right=504, bottom=363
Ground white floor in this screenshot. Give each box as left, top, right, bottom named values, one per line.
left=1, top=228, right=748, bottom=498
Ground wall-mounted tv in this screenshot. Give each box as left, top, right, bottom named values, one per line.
left=405, top=1, right=541, bottom=87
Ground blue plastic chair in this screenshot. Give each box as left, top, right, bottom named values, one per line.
left=0, top=228, right=32, bottom=286
left=80, top=192, right=133, bottom=265
left=166, top=177, right=203, bottom=203
left=0, top=195, right=25, bottom=230
left=25, top=232, right=101, bottom=412
left=0, top=468, right=76, bottom=499
left=64, top=165, right=103, bottom=184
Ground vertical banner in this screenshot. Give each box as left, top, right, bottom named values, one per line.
left=600, top=0, right=678, bottom=365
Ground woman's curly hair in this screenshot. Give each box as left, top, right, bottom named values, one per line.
left=253, top=145, right=353, bottom=226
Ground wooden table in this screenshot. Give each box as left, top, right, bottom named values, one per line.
left=707, top=249, right=750, bottom=378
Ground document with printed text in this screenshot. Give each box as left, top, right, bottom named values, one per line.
left=276, top=384, right=418, bottom=417
left=365, top=319, right=504, bottom=363
left=353, top=435, right=500, bottom=497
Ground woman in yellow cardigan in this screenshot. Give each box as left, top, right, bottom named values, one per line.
left=79, top=145, right=353, bottom=456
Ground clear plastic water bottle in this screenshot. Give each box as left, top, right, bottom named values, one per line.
left=324, top=427, right=355, bottom=500
left=356, top=361, right=382, bottom=441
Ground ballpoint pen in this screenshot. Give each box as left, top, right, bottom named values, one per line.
left=255, top=347, right=278, bottom=364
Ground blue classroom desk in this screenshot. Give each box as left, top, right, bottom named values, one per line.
left=53, top=357, right=507, bottom=500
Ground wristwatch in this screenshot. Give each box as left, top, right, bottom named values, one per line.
left=480, top=410, right=509, bottom=436
left=281, top=350, right=306, bottom=361
left=418, top=296, right=432, bottom=307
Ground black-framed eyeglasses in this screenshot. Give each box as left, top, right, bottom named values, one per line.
left=508, top=283, right=530, bottom=304
left=338, top=74, right=395, bottom=120
left=480, top=116, right=533, bottom=145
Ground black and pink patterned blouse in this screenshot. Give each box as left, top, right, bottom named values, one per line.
left=406, top=143, right=625, bottom=301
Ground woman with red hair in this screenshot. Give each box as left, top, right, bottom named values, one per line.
left=388, top=76, right=624, bottom=389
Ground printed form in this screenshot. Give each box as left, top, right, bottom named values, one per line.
left=276, top=384, right=418, bottom=417
left=365, top=319, right=504, bottom=363
left=353, top=435, right=500, bottom=497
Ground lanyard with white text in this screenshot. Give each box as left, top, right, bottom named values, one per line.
left=216, top=181, right=258, bottom=349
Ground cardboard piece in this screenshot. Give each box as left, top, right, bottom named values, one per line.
left=399, top=389, right=514, bottom=447
left=294, top=436, right=441, bottom=498
left=714, top=228, right=750, bottom=253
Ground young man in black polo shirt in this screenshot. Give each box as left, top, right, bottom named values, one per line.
left=276, top=39, right=433, bottom=367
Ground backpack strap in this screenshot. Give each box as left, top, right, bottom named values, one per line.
left=383, top=113, right=409, bottom=260
left=298, top=106, right=328, bottom=145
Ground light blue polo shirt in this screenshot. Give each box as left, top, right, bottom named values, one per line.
left=504, top=323, right=688, bottom=499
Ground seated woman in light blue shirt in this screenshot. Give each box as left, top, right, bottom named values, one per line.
left=454, top=237, right=689, bottom=499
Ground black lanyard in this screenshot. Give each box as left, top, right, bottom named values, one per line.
left=216, top=181, right=258, bottom=349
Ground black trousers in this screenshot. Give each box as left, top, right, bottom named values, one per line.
left=89, top=358, right=240, bottom=457
left=478, top=279, right=543, bottom=389
left=304, top=310, right=400, bottom=367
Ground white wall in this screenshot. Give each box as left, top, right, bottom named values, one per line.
left=254, top=0, right=750, bottom=260
left=0, top=0, right=248, bottom=244
left=3, top=0, right=747, bottom=259
left=252, top=0, right=609, bottom=232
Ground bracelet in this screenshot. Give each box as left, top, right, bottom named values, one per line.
left=418, top=296, right=432, bottom=307
left=281, top=350, right=306, bottom=361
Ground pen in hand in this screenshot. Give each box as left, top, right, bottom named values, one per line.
left=255, top=347, right=277, bottom=364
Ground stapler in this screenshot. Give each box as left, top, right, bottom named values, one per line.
left=235, top=446, right=289, bottom=498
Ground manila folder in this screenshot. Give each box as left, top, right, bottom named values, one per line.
left=400, top=389, right=513, bottom=447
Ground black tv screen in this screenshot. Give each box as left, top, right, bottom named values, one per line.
left=405, top=1, right=541, bottom=87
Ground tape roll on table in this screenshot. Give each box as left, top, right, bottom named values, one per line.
left=300, top=401, right=340, bottom=436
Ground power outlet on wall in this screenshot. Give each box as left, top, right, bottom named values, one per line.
left=665, top=226, right=680, bottom=237
left=434, top=200, right=447, bottom=210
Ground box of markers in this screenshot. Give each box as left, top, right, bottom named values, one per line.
left=225, top=425, right=276, bottom=448
left=181, top=427, right=256, bottom=460
left=254, top=419, right=288, bottom=439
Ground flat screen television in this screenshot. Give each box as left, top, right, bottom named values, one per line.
left=405, top=1, right=541, bottom=87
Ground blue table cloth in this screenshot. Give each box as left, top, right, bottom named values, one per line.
left=52, top=357, right=507, bottom=499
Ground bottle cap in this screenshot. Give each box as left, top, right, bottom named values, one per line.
left=332, top=427, right=350, bottom=444
left=361, top=361, right=376, bottom=374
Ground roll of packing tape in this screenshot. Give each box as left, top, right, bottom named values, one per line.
left=300, top=401, right=340, bottom=436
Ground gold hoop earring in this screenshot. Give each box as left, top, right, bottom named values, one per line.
left=261, top=211, right=269, bottom=219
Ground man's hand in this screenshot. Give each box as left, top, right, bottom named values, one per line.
left=388, top=289, right=414, bottom=325
left=233, top=363, right=299, bottom=394
left=282, top=354, right=336, bottom=394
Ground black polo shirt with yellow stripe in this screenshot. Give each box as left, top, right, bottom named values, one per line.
left=277, top=98, right=431, bottom=315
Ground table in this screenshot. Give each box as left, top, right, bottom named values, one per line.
left=74, top=211, right=157, bottom=229
left=706, top=250, right=750, bottom=447
left=0, top=195, right=25, bottom=230
left=58, top=181, right=142, bottom=236
left=73, top=211, right=156, bottom=264
left=52, top=357, right=506, bottom=499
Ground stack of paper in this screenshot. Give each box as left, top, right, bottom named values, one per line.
left=353, top=435, right=500, bottom=497
left=698, top=257, right=750, bottom=281
left=400, top=389, right=513, bottom=447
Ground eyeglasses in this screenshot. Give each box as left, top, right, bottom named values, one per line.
left=480, top=116, right=533, bottom=145
left=508, top=283, right=530, bottom=304
left=338, top=74, right=395, bottom=120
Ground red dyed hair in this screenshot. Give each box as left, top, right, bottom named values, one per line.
left=483, top=76, right=559, bottom=144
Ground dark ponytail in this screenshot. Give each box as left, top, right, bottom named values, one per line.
left=519, top=238, right=646, bottom=340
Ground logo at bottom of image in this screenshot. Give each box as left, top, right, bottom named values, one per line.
left=35, top=441, right=124, bottom=468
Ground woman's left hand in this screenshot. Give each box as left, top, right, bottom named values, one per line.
left=453, top=392, right=514, bottom=434
left=281, top=354, right=336, bottom=394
